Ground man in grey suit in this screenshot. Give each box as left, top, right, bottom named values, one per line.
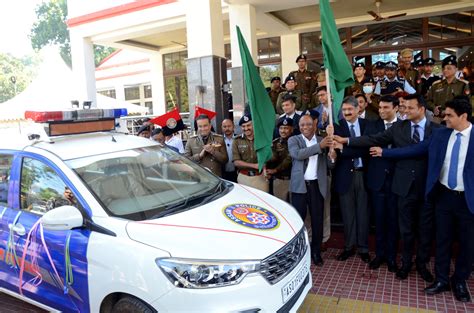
left=289, top=112, right=335, bottom=266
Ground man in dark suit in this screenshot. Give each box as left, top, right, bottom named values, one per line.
left=372, top=97, right=473, bottom=302
left=334, top=94, right=440, bottom=282
left=333, top=96, right=370, bottom=263
left=288, top=112, right=335, bottom=266
left=365, top=95, right=400, bottom=272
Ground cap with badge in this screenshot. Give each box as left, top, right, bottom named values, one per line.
left=423, top=58, right=436, bottom=66
left=414, top=59, right=424, bottom=67
left=277, top=117, right=294, bottom=128
left=284, top=75, right=296, bottom=84
left=385, top=61, right=398, bottom=69
left=354, top=62, right=365, bottom=69
left=239, top=113, right=252, bottom=126
left=374, top=61, right=385, bottom=69
left=295, top=54, right=307, bottom=62
left=362, top=77, right=375, bottom=85
left=301, top=109, right=320, bottom=120
left=442, top=55, right=457, bottom=67
left=400, top=48, right=414, bottom=58
left=270, top=76, right=281, bottom=83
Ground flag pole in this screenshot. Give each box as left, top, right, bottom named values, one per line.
left=324, top=68, right=336, bottom=162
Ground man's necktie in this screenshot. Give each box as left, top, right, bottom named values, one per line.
left=412, top=124, right=420, bottom=144
left=350, top=124, right=360, bottom=168
left=385, top=122, right=393, bottom=130
left=447, top=133, right=462, bottom=189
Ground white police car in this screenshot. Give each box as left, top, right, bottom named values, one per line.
left=0, top=108, right=311, bottom=312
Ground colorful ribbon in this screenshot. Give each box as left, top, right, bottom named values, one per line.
left=63, top=230, right=74, bottom=294
left=5, top=211, right=22, bottom=268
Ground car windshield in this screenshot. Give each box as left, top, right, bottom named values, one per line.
left=66, top=145, right=224, bottom=221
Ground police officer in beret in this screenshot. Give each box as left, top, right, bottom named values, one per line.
left=266, top=117, right=293, bottom=201
left=398, top=48, right=420, bottom=90
left=361, top=77, right=380, bottom=115
left=375, top=61, right=416, bottom=96
left=267, top=76, right=285, bottom=113
left=419, top=58, right=441, bottom=98
left=185, top=114, right=228, bottom=177
left=276, top=75, right=304, bottom=114
left=289, top=54, right=317, bottom=109
left=426, top=55, right=470, bottom=122
left=232, top=113, right=269, bottom=192
left=346, top=62, right=369, bottom=96
left=374, top=61, right=386, bottom=83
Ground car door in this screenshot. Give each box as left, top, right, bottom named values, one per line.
left=0, top=153, right=16, bottom=288
left=4, top=155, right=91, bottom=312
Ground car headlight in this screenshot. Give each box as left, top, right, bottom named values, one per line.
left=303, top=227, right=310, bottom=247
left=156, top=258, right=260, bottom=289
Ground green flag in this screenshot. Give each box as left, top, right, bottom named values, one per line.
left=320, top=0, right=354, bottom=124
left=236, top=26, right=274, bottom=172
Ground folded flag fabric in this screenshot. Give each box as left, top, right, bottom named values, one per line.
left=150, top=108, right=185, bottom=136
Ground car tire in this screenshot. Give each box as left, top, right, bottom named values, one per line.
left=112, top=296, right=155, bottom=313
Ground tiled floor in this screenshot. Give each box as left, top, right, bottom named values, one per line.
left=298, top=248, right=474, bottom=313
left=0, top=239, right=472, bottom=312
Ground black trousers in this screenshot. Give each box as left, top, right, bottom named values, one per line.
left=398, top=183, right=434, bottom=267
left=434, top=184, right=474, bottom=284
left=370, top=176, right=398, bottom=262
left=292, top=180, right=324, bottom=255
left=222, top=170, right=237, bottom=183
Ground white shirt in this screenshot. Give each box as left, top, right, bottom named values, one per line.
left=224, top=135, right=235, bottom=172
left=359, top=111, right=366, bottom=119
left=384, top=116, right=398, bottom=129
left=439, top=124, right=472, bottom=191
left=302, top=134, right=319, bottom=180
left=165, top=135, right=185, bottom=153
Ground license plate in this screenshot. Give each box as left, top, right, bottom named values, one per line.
left=281, top=262, right=309, bottom=303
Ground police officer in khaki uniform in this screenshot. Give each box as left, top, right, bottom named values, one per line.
left=289, top=54, right=317, bottom=109
left=266, top=117, right=293, bottom=201
left=233, top=113, right=269, bottom=192
left=185, top=114, right=228, bottom=176
left=419, top=58, right=441, bottom=98
left=398, top=48, right=420, bottom=90
left=346, top=62, right=368, bottom=96
left=426, top=55, right=470, bottom=121
left=276, top=75, right=304, bottom=114
left=267, top=76, right=285, bottom=113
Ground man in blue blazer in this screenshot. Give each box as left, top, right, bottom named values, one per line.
left=372, top=97, right=474, bottom=302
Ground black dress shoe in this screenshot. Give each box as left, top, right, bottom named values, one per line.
left=336, top=250, right=355, bottom=261
left=451, top=280, right=471, bottom=302
left=312, top=253, right=324, bottom=267
left=396, top=265, right=411, bottom=280
left=424, top=281, right=450, bottom=295
left=416, top=265, right=434, bottom=283
left=386, top=260, right=398, bottom=273
left=358, top=252, right=371, bottom=264
left=369, top=257, right=385, bottom=270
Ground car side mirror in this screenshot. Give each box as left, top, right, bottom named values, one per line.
left=41, top=205, right=84, bottom=231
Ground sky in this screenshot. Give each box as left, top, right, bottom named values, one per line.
left=0, top=0, right=43, bottom=58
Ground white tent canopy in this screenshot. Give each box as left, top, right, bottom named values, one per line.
left=0, top=48, right=149, bottom=121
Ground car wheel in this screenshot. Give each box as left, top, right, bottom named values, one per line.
left=112, top=296, right=155, bottom=313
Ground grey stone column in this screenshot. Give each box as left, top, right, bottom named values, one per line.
left=187, top=55, right=228, bottom=134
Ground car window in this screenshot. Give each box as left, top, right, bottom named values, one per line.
left=68, top=145, right=222, bottom=221
left=20, top=157, right=80, bottom=215
left=0, top=154, right=13, bottom=207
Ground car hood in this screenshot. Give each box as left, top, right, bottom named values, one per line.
left=126, top=183, right=304, bottom=260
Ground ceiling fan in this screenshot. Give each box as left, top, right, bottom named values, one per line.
left=367, top=0, right=407, bottom=21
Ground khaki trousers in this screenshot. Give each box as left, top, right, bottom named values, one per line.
left=323, top=175, right=331, bottom=243
left=237, top=173, right=269, bottom=193
left=273, top=178, right=290, bottom=202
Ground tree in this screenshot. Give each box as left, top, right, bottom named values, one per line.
left=30, top=0, right=115, bottom=67
left=0, top=53, right=38, bottom=103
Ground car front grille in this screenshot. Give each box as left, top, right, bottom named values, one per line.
left=259, top=228, right=308, bottom=285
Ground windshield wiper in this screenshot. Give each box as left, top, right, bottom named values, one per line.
left=150, top=181, right=225, bottom=219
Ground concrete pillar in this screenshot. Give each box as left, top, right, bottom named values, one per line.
left=70, top=33, right=97, bottom=107
left=228, top=4, right=257, bottom=128
left=281, top=34, right=300, bottom=79
left=149, top=52, right=166, bottom=115
left=184, top=0, right=228, bottom=131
